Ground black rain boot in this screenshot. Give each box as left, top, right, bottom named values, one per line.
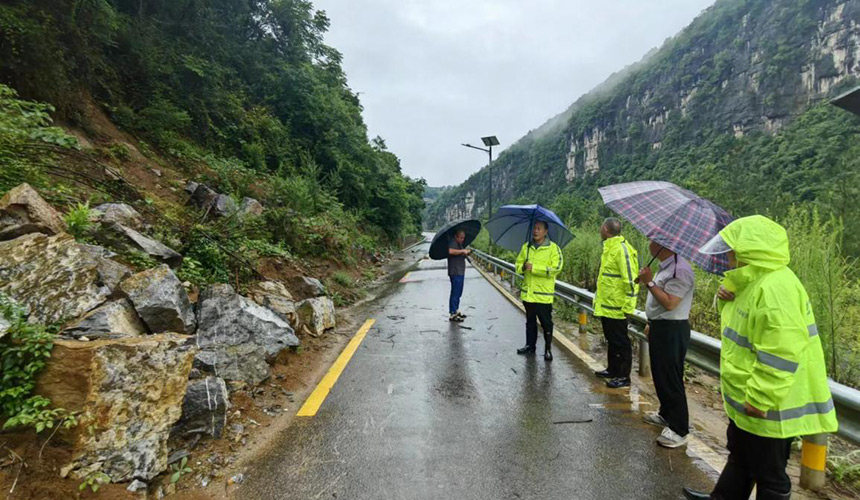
left=756, top=488, right=791, bottom=500
left=544, top=333, right=553, bottom=361
left=517, top=345, right=535, bottom=355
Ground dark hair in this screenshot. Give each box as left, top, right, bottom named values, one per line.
left=602, top=217, right=622, bottom=236
left=534, top=220, right=548, bottom=230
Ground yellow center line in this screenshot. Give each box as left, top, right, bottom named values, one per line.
left=297, top=319, right=376, bottom=417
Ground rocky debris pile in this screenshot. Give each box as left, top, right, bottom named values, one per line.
left=0, top=183, right=340, bottom=487
left=184, top=181, right=264, bottom=220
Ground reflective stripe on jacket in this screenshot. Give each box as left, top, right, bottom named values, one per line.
left=515, top=240, right=563, bottom=304
left=594, top=235, right=639, bottom=319
left=717, top=215, right=838, bottom=438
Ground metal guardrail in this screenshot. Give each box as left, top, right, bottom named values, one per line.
left=470, top=248, right=860, bottom=446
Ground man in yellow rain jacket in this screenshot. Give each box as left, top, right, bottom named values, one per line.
left=515, top=220, right=563, bottom=361
left=684, top=215, right=838, bottom=500
left=594, top=218, right=639, bottom=388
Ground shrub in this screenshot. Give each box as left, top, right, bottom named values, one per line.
left=64, top=201, right=93, bottom=241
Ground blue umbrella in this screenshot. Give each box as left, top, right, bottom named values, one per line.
left=486, top=204, right=574, bottom=252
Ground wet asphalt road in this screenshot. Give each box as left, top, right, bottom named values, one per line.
left=238, top=248, right=715, bottom=499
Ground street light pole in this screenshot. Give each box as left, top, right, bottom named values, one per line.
left=461, top=136, right=500, bottom=222
left=462, top=136, right=500, bottom=254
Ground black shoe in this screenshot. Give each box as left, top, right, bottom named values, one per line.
left=544, top=333, right=553, bottom=361
left=682, top=488, right=710, bottom=500
left=594, top=369, right=612, bottom=378
left=516, top=345, right=536, bottom=355
left=606, top=377, right=631, bottom=389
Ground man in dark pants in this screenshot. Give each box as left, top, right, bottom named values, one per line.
left=447, top=230, right=470, bottom=322
left=515, top=220, right=563, bottom=361
left=684, top=216, right=838, bottom=500
left=593, top=218, right=639, bottom=388
left=638, top=241, right=695, bottom=448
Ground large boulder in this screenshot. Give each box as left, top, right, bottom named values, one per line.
left=0, top=233, right=132, bottom=325
left=296, top=296, right=336, bottom=337
left=195, top=284, right=299, bottom=385
left=92, top=203, right=144, bottom=230
left=36, top=334, right=196, bottom=482
left=93, top=221, right=183, bottom=268
left=248, top=281, right=297, bottom=326
left=287, top=276, right=327, bottom=300
left=119, top=265, right=196, bottom=334
left=237, top=197, right=264, bottom=218
left=0, top=183, right=67, bottom=241
left=187, top=184, right=236, bottom=217
left=62, top=299, right=148, bottom=340
left=171, top=376, right=229, bottom=438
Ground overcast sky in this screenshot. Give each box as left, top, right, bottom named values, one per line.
left=313, top=0, right=716, bottom=187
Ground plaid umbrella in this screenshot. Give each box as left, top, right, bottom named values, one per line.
left=598, top=181, right=734, bottom=274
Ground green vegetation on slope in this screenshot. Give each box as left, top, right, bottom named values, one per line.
left=0, top=0, right=424, bottom=240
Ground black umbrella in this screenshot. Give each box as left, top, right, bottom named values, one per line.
left=429, top=219, right=481, bottom=260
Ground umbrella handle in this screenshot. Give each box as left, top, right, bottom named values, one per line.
left=633, top=248, right=660, bottom=284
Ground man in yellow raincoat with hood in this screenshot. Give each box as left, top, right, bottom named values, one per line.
left=684, top=215, right=837, bottom=500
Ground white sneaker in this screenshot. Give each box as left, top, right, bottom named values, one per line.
left=642, top=411, right=668, bottom=428
left=657, top=427, right=689, bottom=448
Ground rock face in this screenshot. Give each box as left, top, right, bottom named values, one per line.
left=212, top=194, right=236, bottom=217
left=0, top=183, right=67, bottom=241
left=195, top=284, right=298, bottom=385
left=297, top=297, right=336, bottom=337
left=172, top=376, right=229, bottom=438
left=94, top=221, right=183, bottom=268
left=248, top=281, right=297, bottom=326
left=93, top=203, right=144, bottom=230
left=238, top=197, right=264, bottom=218
left=62, top=299, right=148, bottom=339
left=287, top=276, right=327, bottom=300
left=36, top=335, right=196, bottom=482
left=0, top=233, right=132, bottom=325
left=119, top=265, right=196, bottom=334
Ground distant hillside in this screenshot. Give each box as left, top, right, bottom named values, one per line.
left=427, top=0, right=860, bottom=253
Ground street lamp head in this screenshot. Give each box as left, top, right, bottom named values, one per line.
left=481, top=136, right=500, bottom=147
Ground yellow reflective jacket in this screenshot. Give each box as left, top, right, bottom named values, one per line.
left=594, top=235, right=639, bottom=319
left=515, top=239, right=563, bottom=304
left=718, top=215, right=838, bottom=438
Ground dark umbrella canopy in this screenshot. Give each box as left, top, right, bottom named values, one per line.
left=598, top=181, right=734, bottom=274
left=486, top=204, right=574, bottom=252
left=429, top=219, right=481, bottom=260
left=831, top=85, right=860, bottom=116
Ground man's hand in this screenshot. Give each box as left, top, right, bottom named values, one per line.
left=638, top=267, right=653, bottom=284
left=524, top=262, right=533, bottom=272
left=644, top=323, right=650, bottom=340
left=717, top=285, right=735, bottom=301
left=464, top=249, right=471, bottom=256
left=744, top=401, right=766, bottom=418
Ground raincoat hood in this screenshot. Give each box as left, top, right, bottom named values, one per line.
left=720, top=215, right=790, bottom=270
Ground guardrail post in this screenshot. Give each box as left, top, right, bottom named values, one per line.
left=638, top=337, right=650, bottom=378
left=510, top=272, right=515, bottom=288
left=578, top=307, right=587, bottom=335
left=800, top=434, right=827, bottom=491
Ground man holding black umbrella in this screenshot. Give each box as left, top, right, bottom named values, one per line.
left=448, top=229, right=471, bottom=322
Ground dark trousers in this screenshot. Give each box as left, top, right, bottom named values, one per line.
left=711, top=420, right=793, bottom=500
left=449, top=275, right=464, bottom=314
left=601, top=317, right=631, bottom=378
left=648, top=319, right=691, bottom=436
left=524, top=302, right=553, bottom=347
